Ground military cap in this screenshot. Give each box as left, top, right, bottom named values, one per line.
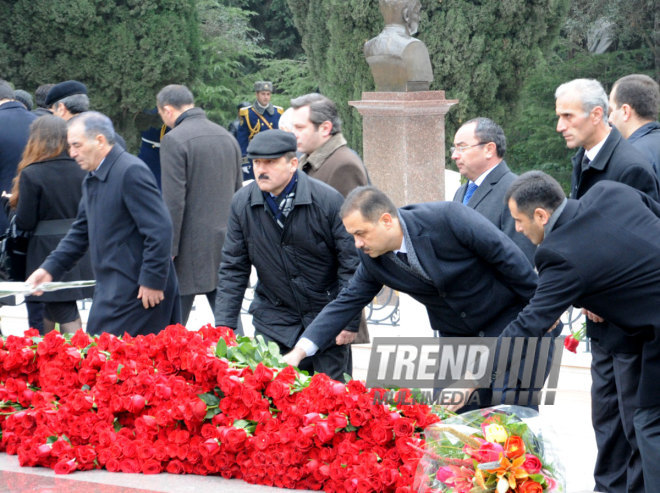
left=45, top=80, right=88, bottom=106
left=254, top=81, right=273, bottom=92
left=247, top=129, right=296, bottom=159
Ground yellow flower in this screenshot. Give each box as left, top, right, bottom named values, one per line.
left=484, top=423, right=508, bottom=443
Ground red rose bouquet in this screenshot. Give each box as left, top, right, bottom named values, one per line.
left=415, top=406, right=565, bottom=492
left=0, top=324, right=442, bottom=491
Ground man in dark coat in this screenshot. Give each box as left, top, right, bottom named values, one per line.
left=608, top=74, right=660, bottom=175
left=291, top=92, right=371, bottom=350
left=452, top=117, right=536, bottom=265
left=157, top=85, right=242, bottom=324
left=556, top=77, right=659, bottom=493
left=283, top=186, right=544, bottom=408
left=214, top=130, right=360, bottom=381
left=0, top=80, right=37, bottom=232
left=27, top=111, right=181, bottom=337
left=502, top=171, right=660, bottom=492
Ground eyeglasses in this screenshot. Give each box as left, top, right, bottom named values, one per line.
left=450, top=143, right=486, bottom=154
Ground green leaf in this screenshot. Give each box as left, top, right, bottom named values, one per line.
left=198, top=393, right=220, bottom=407
left=205, top=408, right=221, bottom=420
left=215, top=338, right=227, bottom=358
left=46, top=436, right=58, bottom=445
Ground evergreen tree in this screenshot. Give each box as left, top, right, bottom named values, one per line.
left=0, top=0, right=200, bottom=150
left=287, top=0, right=569, bottom=156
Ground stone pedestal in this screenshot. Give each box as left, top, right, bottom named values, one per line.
left=349, top=91, right=457, bottom=205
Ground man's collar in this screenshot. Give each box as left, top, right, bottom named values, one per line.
left=173, top=106, right=202, bottom=127
left=471, top=161, right=502, bottom=186
left=299, top=133, right=347, bottom=171
left=584, top=128, right=610, bottom=161
left=543, top=198, right=568, bottom=239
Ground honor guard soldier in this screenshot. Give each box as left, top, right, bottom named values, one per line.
left=236, top=81, right=284, bottom=180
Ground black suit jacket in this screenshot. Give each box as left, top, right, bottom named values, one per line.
left=570, top=126, right=660, bottom=352
left=300, top=201, right=538, bottom=350
left=502, top=181, right=660, bottom=406
left=453, top=161, right=536, bottom=265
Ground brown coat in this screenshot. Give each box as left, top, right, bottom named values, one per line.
left=299, top=134, right=368, bottom=198
left=299, top=133, right=371, bottom=343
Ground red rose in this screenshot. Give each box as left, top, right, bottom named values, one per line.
left=54, top=458, right=77, bottom=474
left=519, top=479, right=544, bottom=493
left=522, top=453, right=542, bottom=474
left=564, top=334, right=579, bottom=353
left=393, top=418, right=415, bottom=438
left=126, top=394, right=146, bottom=413
left=504, top=435, right=526, bottom=459
left=464, top=440, right=503, bottom=463
left=141, top=459, right=163, bottom=474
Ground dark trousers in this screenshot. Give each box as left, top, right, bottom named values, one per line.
left=180, top=291, right=216, bottom=326
left=26, top=301, right=44, bottom=333
left=633, top=406, right=660, bottom=493
left=259, top=331, right=351, bottom=382
left=591, top=341, right=644, bottom=493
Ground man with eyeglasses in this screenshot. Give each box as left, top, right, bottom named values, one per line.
left=451, top=117, right=536, bottom=265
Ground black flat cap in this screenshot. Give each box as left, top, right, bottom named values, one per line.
left=247, top=130, right=297, bottom=159
left=45, top=80, right=87, bottom=106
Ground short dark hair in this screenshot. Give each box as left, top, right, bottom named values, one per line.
left=463, top=117, right=506, bottom=158
left=340, top=186, right=398, bottom=222
left=505, top=171, right=565, bottom=217
left=612, top=74, right=660, bottom=120
left=290, top=93, right=341, bottom=135
left=35, top=84, right=55, bottom=108
left=157, top=84, right=194, bottom=109
left=69, top=111, right=116, bottom=146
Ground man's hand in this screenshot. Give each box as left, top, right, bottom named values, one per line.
left=442, top=387, right=476, bottom=413
left=282, top=347, right=307, bottom=368
left=336, top=330, right=357, bottom=346
left=26, top=268, right=53, bottom=295
left=137, top=286, right=164, bottom=309
left=582, top=308, right=604, bottom=323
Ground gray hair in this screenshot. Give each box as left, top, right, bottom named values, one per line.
left=340, top=186, right=398, bottom=222
left=555, top=78, right=608, bottom=121
left=463, top=117, right=506, bottom=158
left=59, top=93, right=90, bottom=114
left=157, top=84, right=194, bottom=109
left=290, top=93, right=342, bottom=135
left=505, top=171, right=565, bottom=217
left=69, top=111, right=116, bottom=145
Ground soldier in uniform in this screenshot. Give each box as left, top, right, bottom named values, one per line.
left=236, top=81, right=284, bottom=180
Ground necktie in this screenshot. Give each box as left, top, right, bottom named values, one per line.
left=581, top=154, right=591, bottom=170
left=396, top=251, right=409, bottom=265
left=462, top=182, right=478, bottom=204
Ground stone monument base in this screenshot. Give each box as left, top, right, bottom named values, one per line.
left=349, top=91, right=457, bottom=206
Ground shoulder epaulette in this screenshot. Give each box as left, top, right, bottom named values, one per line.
left=239, top=107, right=251, bottom=117
left=275, top=106, right=284, bottom=115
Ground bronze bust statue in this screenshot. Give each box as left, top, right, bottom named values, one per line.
left=364, top=0, right=433, bottom=92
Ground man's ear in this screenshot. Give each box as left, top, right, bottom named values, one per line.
left=534, top=207, right=551, bottom=226
left=380, top=212, right=394, bottom=228
left=319, top=120, right=333, bottom=138
left=620, top=103, right=633, bottom=122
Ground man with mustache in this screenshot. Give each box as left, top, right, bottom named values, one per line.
left=214, top=130, right=360, bottom=380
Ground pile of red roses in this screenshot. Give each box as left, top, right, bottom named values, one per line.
left=0, top=324, right=440, bottom=492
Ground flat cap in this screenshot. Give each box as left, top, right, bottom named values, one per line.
left=45, top=80, right=87, bottom=106
left=254, top=81, right=273, bottom=92
left=247, top=130, right=297, bottom=159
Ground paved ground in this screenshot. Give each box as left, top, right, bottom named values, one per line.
left=0, top=294, right=596, bottom=492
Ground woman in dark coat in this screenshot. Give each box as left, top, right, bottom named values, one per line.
left=10, top=115, right=93, bottom=333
